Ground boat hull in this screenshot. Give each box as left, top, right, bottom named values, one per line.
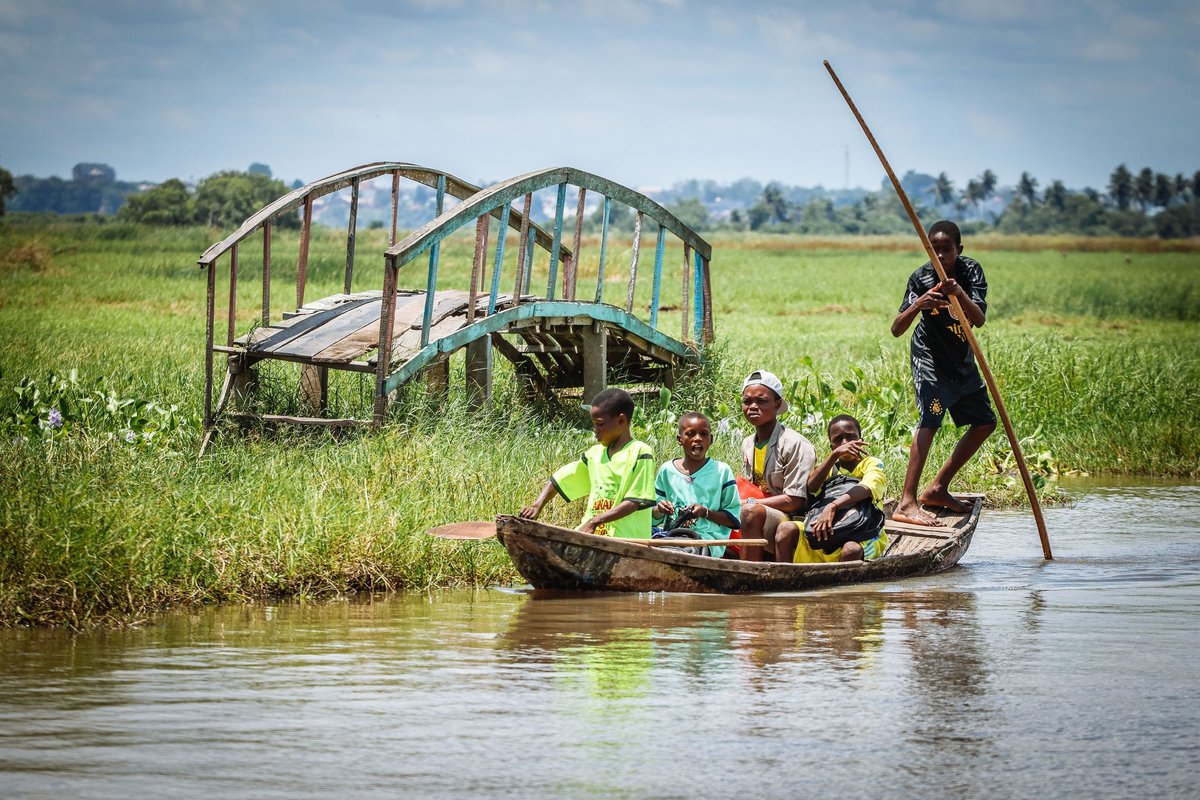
left=495, top=498, right=979, bottom=594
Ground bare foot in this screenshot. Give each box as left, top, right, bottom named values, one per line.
left=918, top=488, right=972, bottom=514
left=890, top=502, right=944, bottom=527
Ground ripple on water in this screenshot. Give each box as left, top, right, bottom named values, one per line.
left=1, top=483, right=1198, bottom=799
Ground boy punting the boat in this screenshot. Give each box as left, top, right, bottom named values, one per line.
left=520, top=388, right=656, bottom=538
left=652, top=411, right=742, bottom=558
left=891, top=220, right=996, bottom=526
left=798, top=414, right=889, bottom=563
left=738, top=370, right=816, bottom=562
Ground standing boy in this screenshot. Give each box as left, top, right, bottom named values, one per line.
left=890, top=220, right=996, bottom=526
left=520, top=388, right=656, bottom=537
left=738, top=370, right=816, bottom=561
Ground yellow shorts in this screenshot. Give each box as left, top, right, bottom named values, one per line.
left=793, top=530, right=888, bottom=564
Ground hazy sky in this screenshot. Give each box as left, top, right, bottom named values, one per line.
left=3, top=0, right=1198, bottom=192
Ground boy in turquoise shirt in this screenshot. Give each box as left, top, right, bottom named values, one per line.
left=652, top=412, right=741, bottom=557
left=520, top=388, right=656, bottom=538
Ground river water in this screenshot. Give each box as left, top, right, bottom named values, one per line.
left=2, top=482, right=1198, bottom=799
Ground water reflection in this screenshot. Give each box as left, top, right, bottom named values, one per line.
left=501, top=589, right=990, bottom=688
left=3, top=483, right=1199, bottom=799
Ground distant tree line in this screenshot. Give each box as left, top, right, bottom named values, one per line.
left=3, top=161, right=1199, bottom=238
left=0, top=162, right=297, bottom=229
left=656, top=165, right=1200, bottom=239
left=119, top=169, right=298, bottom=228
left=5, top=163, right=142, bottom=216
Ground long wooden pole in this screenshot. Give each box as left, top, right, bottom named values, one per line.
left=824, top=60, right=1052, bottom=560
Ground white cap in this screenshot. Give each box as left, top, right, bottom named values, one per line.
left=741, top=370, right=788, bottom=414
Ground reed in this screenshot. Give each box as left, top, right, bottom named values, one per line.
left=1, top=220, right=1196, bottom=626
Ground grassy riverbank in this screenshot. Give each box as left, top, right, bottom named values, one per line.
left=2, top=220, right=1198, bottom=626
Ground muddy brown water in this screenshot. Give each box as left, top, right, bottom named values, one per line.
left=2, top=482, right=1198, bottom=799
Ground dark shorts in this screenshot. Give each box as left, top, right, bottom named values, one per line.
left=915, top=381, right=996, bottom=429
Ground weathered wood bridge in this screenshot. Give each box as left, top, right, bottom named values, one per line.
left=198, top=162, right=714, bottom=445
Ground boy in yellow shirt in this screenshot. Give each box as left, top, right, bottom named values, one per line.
left=520, top=388, right=656, bottom=537
left=796, top=414, right=889, bottom=563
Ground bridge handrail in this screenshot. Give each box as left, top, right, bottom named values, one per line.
left=198, top=161, right=565, bottom=267
left=374, top=166, right=714, bottom=368
left=385, top=166, right=711, bottom=266
left=197, top=160, right=569, bottom=433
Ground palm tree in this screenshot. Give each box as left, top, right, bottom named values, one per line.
left=761, top=183, right=789, bottom=224
left=1135, top=167, right=1155, bottom=212
left=1044, top=180, right=1067, bottom=211
left=1154, top=173, right=1175, bottom=209
left=1017, top=172, right=1039, bottom=206
left=979, top=169, right=997, bottom=201
left=1108, top=164, right=1134, bottom=211
left=1174, top=173, right=1190, bottom=204
left=933, top=172, right=955, bottom=206
left=961, top=179, right=984, bottom=212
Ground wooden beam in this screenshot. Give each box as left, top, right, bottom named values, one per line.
left=465, top=335, right=491, bottom=409
left=297, top=195, right=313, bottom=308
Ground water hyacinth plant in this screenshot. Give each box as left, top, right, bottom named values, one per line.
left=3, top=369, right=195, bottom=451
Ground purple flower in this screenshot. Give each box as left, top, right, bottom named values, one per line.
left=47, top=408, right=63, bottom=429
left=124, top=430, right=137, bottom=444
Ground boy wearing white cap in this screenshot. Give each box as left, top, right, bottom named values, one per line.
left=738, top=370, right=816, bottom=562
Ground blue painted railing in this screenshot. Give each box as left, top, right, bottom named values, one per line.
left=379, top=167, right=714, bottom=360
left=197, top=161, right=565, bottom=432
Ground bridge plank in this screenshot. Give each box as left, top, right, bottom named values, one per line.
left=252, top=298, right=377, bottom=353
left=280, top=299, right=386, bottom=358
left=313, top=293, right=428, bottom=364
left=410, top=291, right=471, bottom=329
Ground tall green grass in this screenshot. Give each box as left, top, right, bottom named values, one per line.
left=1, top=220, right=1197, bottom=626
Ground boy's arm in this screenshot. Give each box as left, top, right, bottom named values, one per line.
left=940, top=279, right=986, bottom=328
left=807, top=454, right=837, bottom=496
left=652, top=466, right=674, bottom=519
left=520, top=480, right=559, bottom=519
left=807, top=483, right=874, bottom=542
left=753, top=436, right=815, bottom=515
left=892, top=287, right=950, bottom=337
left=580, top=499, right=649, bottom=534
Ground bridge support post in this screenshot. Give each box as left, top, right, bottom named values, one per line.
left=425, top=359, right=450, bottom=400
left=230, top=355, right=258, bottom=408
left=580, top=322, right=607, bottom=404
left=465, top=336, right=492, bottom=409
left=299, top=365, right=328, bottom=415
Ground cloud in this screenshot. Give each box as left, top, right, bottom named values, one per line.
left=1072, top=37, right=1140, bottom=63
left=935, top=0, right=1040, bottom=23
left=964, top=106, right=1020, bottom=143
left=754, top=9, right=845, bottom=59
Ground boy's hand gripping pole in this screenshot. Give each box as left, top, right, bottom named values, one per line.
left=824, top=60, right=1052, bottom=560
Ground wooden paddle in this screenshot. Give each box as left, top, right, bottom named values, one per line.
left=426, top=522, right=764, bottom=548
left=427, top=521, right=497, bottom=540
left=824, top=60, right=1052, bottom=560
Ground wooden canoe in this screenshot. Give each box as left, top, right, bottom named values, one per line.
left=495, top=496, right=981, bottom=594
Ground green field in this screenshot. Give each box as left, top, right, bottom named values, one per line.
left=2, top=219, right=1198, bottom=627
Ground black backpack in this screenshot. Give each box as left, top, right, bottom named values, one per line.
left=803, top=474, right=885, bottom=554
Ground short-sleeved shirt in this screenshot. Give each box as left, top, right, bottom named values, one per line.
left=795, top=456, right=889, bottom=564
left=741, top=422, right=816, bottom=505
left=552, top=439, right=656, bottom=538
left=654, top=458, right=742, bottom=557
left=831, top=456, right=887, bottom=510
left=898, top=256, right=988, bottom=391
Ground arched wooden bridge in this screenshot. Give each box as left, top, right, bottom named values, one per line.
left=198, top=162, right=714, bottom=444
